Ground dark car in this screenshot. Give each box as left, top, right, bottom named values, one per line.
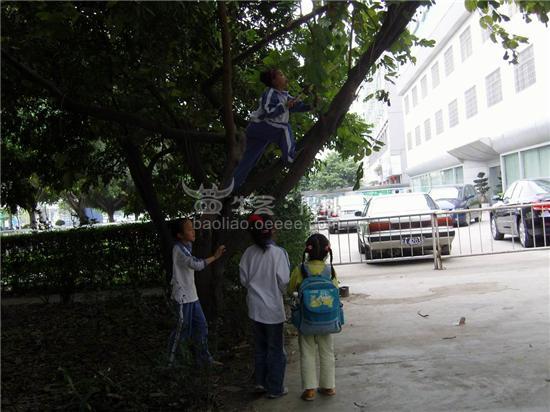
left=490, top=178, right=550, bottom=248
left=428, top=184, right=482, bottom=226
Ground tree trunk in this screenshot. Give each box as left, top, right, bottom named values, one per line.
left=26, top=207, right=37, bottom=229
left=107, top=211, right=115, bottom=223
left=119, top=137, right=173, bottom=280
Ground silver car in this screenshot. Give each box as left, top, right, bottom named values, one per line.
left=357, top=193, right=455, bottom=261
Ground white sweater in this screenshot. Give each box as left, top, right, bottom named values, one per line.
left=170, top=242, right=206, bottom=304
left=239, top=243, right=290, bottom=324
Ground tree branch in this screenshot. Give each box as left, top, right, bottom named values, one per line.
left=146, top=147, right=177, bottom=174
left=242, top=2, right=421, bottom=200
left=2, top=49, right=225, bottom=145
left=218, top=2, right=239, bottom=186
left=204, top=4, right=330, bottom=88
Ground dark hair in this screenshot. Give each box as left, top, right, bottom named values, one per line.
left=170, top=218, right=191, bottom=240
left=259, top=68, right=278, bottom=88
left=248, top=213, right=274, bottom=252
left=301, top=233, right=335, bottom=279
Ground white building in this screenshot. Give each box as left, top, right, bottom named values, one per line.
left=397, top=2, right=550, bottom=195
left=358, top=69, right=409, bottom=187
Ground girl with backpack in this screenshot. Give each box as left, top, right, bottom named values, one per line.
left=239, top=214, right=291, bottom=399
left=288, top=233, right=342, bottom=401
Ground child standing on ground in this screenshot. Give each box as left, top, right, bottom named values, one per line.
left=288, top=233, right=339, bottom=401
left=232, top=68, right=313, bottom=189
left=239, top=214, right=291, bottom=399
left=168, top=218, right=226, bottom=367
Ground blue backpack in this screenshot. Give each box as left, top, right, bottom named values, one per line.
left=291, top=264, right=344, bottom=335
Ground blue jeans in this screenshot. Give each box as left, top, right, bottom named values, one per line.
left=168, top=300, right=213, bottom=367
left=252, top=321, right=287, bottom=395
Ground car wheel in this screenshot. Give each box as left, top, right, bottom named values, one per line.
left=357, top=235, right=365, bottom=254
left=491, top=215, right=504, bottom=240
left=518, top=218, right=534, bottom=248
left=328, top=226, right=337, bottom=234
left=440, top=245, right=451, bottom=255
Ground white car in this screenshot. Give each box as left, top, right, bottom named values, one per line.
left=357, top=193, right=455, bottom=261
left=328, top=195, right=366, bottom=234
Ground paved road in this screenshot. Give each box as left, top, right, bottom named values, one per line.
left=313, top=211, right=549, bottom=265
left=253, top=250, right=550, bottom=411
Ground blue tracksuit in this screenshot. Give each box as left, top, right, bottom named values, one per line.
left=233, top=88, right=310, bottom=189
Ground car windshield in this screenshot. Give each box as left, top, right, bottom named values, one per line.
left=530, top=179, right=550, bottom=194
left=429, top=187, right=459, bottom=199
left=338, top=195, right=364, bottom=209
left=367, top=194, right=434, bottom=217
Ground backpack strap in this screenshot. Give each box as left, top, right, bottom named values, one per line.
left=320, top=264, right=333, bottom=280
left=301, top=263, right=310, bottom=279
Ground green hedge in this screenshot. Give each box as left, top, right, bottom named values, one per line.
left=1, top=201, right=313, bottom=300
left=1, top=223, right=163, bottom=299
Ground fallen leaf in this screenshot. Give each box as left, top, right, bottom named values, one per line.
left=417, top=311, right=429, bottom=318
left=442, top=336, right=456, bottom=340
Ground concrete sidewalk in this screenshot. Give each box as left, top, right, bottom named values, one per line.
left=253, top=250, right=550, bottom=411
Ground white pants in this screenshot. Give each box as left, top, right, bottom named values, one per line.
left=299, top=333, right=335, bottom=390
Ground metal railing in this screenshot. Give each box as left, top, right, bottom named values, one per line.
left=310, top=202, right=550, bottom=269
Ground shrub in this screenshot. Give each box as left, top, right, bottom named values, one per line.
left=1, top=223, right=163, bottom=300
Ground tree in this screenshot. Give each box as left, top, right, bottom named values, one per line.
left=301, top=152, right=358, bottom=191
left=474, top=172, right=490, bottom=203
left=2, top=1, right=548, bottom=318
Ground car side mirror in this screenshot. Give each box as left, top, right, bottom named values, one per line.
left=354, top=211, right=362, bottom=217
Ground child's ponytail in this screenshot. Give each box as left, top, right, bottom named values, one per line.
left=302, top=233, right=334, bottom=279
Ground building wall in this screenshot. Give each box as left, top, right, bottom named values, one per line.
left=397, top=2, right=550, bottom=192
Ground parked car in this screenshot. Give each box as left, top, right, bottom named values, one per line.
left=490, top=178, right=550, bottom=248
left=316, top=205, right=329, bottom=222
left=357, top=193, right=455, bottom=261
left=429, top=184, right=482, bottom=226
left=328, top=195, right=365, bottom=234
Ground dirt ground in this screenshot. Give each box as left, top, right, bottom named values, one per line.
left=1, top=293, right=263, bottom=411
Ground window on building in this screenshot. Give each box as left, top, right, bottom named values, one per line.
left=460, top=26, right=473, bottom=61
left=514, top=45, right=536, bottom=92
left=415, top=125, right=421, bottom=146
left=503, top=153, right=520, bottom=187
left=464, top=86, right=478, bottom=119
left=448, top=99, right=459, bottom=128
left=431, top=62, right=440, bottom=88
left=435, top=110, right=444, bottom=135
left=444, top=46, right=454, bottom=76
left=412, top=86, right=418, bottom=107
left=407, top=132, right=412, bottom=150
left=420, top=75, right=428, bottom=98
left=485, top=68, right=503, bottom=107
left=424, top=118, right=432, bottom=141
left=404, top=95, right=410, bottom=114
left=522, top=145, right=550, bottom=178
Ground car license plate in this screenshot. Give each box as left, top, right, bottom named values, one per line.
left=401, top=236, right=423, bottom=246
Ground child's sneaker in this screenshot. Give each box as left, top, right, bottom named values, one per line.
left=253, top=384, right=266, bottom=394
left=318, top=387, right=336, bottom=396
left=266, top=387, right=288, bottom=399
left=301, top=389, right=316, bottom=401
